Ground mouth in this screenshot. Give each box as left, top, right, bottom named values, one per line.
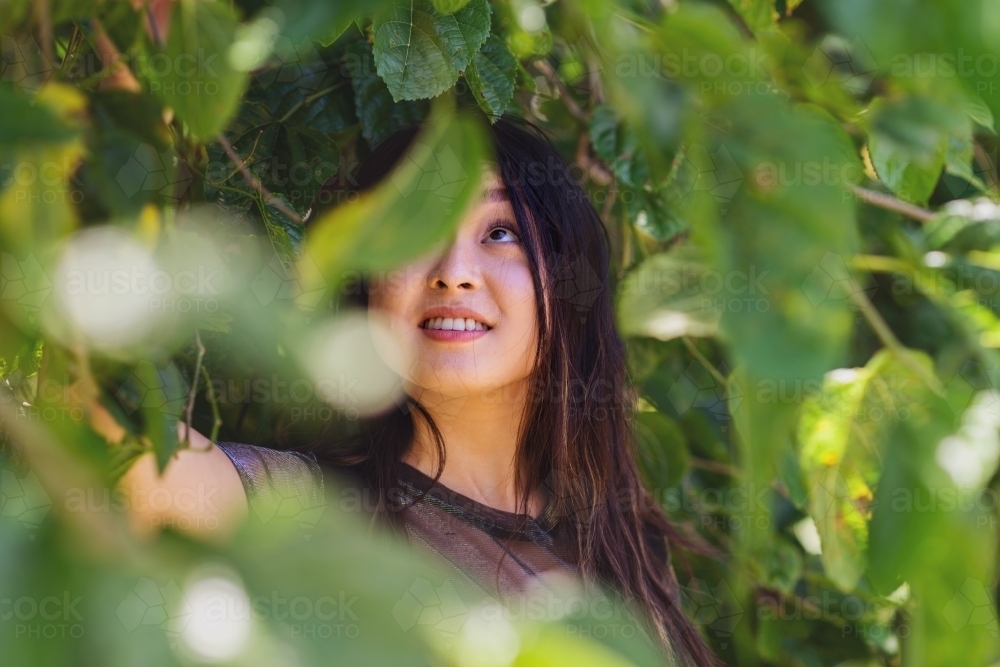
left=420, top=317, right=492, bottom=332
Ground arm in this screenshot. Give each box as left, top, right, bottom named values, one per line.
left=116, top=422, right=249, bottom=541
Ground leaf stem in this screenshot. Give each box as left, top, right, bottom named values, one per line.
left=846, top=282, right=944, bottom=395
left=682, top=336, right=729, bottom=389
left=278, top=82, right=348, bottom=124
left=182, top=331, right=206, bottom=450
left=200, top=365, right=222, bottom=444
left=533, top=59, right=587, bottom=122
left=849, top=185, right=935, bottom=223
left=215, top=133, right=302, bottom=224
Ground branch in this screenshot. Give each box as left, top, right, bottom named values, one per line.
left=182, top=330, right=206, bottom=450
left=846, top=281, right=945, bottom=395
left=974, top=142, right=999, bottom=190
left=533, top=59, right=587, bottom=122
left=215, top=133, right=303, bottom=224
left=200, top=365, right=222, bottom=444
left=34, top=0, right=54, bottom=68
left=849, top=185, right=935, bottom=223
left=682, top=336, right=729, bottom=389
left=689, top=457, right=744, bottom=478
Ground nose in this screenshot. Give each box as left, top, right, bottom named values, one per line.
left=426, top=239, right=481, bottom=291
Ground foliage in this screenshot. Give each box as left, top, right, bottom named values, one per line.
left=1, top=0, right=1000, bottom=666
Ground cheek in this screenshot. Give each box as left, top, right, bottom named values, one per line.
left=367, top=268, right=422, bottom=321
left=495, top=262, right=540, bottom=358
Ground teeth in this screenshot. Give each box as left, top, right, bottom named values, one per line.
left=422, top=317, right=489, bottom=331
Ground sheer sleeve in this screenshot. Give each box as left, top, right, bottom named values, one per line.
left=215, top=442, right=325, bottom=525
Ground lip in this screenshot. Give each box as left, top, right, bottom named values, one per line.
left=418, top=306, right=493, bottom=342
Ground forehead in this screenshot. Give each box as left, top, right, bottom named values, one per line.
left=473, top=169, right=511, bottom=210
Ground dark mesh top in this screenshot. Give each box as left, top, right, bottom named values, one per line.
left=216, top=442, right=579, bottom=601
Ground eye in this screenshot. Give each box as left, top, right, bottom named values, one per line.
left=484, top=220, right=520, bottom=244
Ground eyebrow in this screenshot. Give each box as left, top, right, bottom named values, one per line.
left=481, top=187, right=509, bottom=203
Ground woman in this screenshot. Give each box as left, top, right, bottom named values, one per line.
left=120, top=117, right=716, bottom=666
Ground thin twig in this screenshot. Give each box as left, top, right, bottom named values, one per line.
left=200, top=365, right=222, bottom=444
left=182, top=331, right=206, bottom=449
left=849, top=254, right=910, bottom=274
left=533, top=59, right=587, bottom=122
left=682, top=336, right=729, bottom=389
left=974, top=142, right=998, bottom=190
left=846, top=282, right=944, bottom=395
left=849, top=185, right=935, bottom=223
left=689, top=457, right=744, bottom=478
left=146, top=1, right=164, bottom=47
left=215, top=133, right=302, bottom=224
left=59, top=24, right=80, bottom=77
left=35, top=0, right=54, bottom=68
left=278, top=81, right=347, bottom=123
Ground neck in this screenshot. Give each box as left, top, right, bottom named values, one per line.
left=402, top=381, right=544, bottom=516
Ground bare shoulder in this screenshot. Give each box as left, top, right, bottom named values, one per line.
left=118, top=426, right=249, bottom=541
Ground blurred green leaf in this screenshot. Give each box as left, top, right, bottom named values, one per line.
left=725, top=0, right=776, bottom=33
left=866, top=96, right=968, bottom=204
left=303, top=99, right=487, bottom=282
left=617, top=247, right=721, bottom=341
left=144, top=0, right=248, bottom=140
left=797, top=351, right=926, bottom=591
left=635, top=410, right=690, bottom=490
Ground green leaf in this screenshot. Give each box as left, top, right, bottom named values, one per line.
left=372, top=0, right=490, bottom=101
left=868, top=386, right=1000, bottom=666
left=272, top=0, right=381, bottom=44
left=700, top=98, right=860, bottom=382
left=345, top=39, right=427, bottom=144
left=961, top=93, right=996, bottom=133
left=823, top=0, right=1000, bottom=121
left=797, top=351, right=923, bottom=591
left=0, top=84, right=85, bottom=257
left=725, top=0, right=776, bottom=33
left=634, top=410, right=690, bottom=490
left=144, top=0, right=248, bottom=140
left=617, top=247, right=722, bottom=341
left=432, top=0, right=472, bottom=13
left=119, top=360, right=187, bottom=472
left=866, top=96, right=969, bottom=204
left=465, top=35, right=516, bottom=121
left=303, top=99, right=488, bottom=282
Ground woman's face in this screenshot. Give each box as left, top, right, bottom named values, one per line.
left=368, top=171, right=539, bottom=399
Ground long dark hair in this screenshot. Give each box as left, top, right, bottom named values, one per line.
left=306, top=115, right=716, bottom=667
